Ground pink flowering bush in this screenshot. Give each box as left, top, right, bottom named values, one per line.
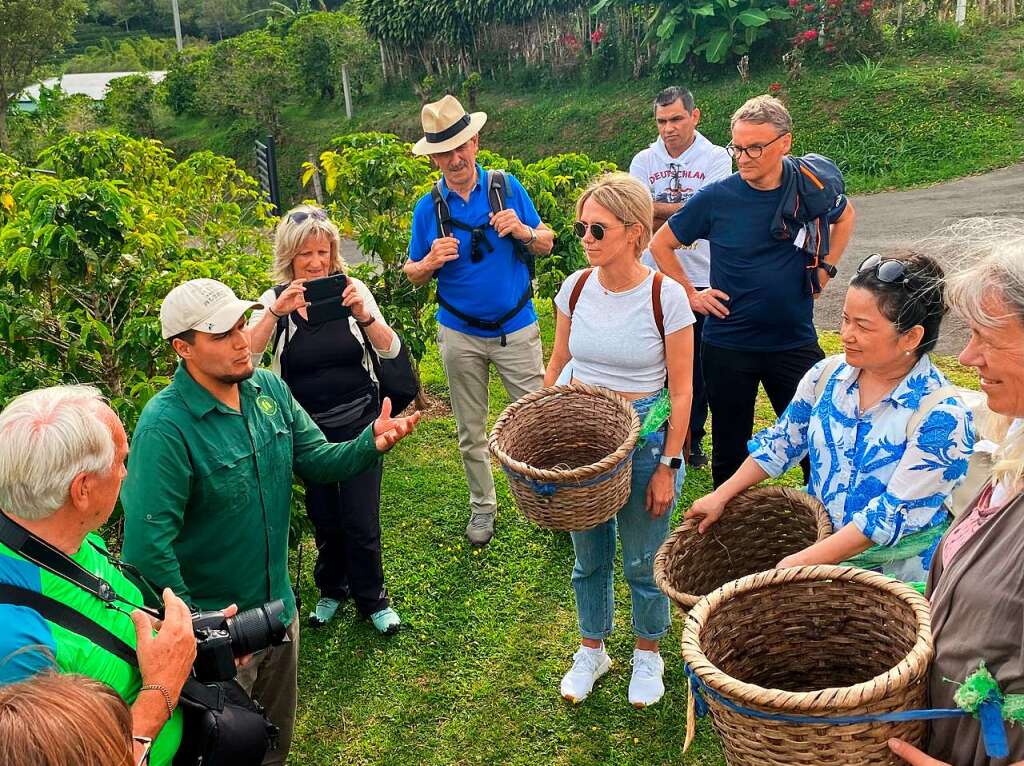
left=789, top=0, right=880, bottom=59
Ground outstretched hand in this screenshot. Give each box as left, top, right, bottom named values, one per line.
left=887, top=739, right=950, bottom=766
left=372, top=397, right=421, bottom=452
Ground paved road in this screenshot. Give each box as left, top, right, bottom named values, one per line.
left=815, top=163, right=1024, bottom=355
left=341, top=163, right=1024, bottom=355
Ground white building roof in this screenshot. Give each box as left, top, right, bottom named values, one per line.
left=20, top=71, right=166, bottom=102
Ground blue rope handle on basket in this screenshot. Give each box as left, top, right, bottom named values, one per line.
left=501, top=454, right=631, bottom=498
left=684, top=665, right=1010, bottom=759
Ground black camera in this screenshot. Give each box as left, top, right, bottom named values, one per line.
left=191, top=599, right=288, bottom=682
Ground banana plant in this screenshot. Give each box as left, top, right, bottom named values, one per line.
left=594, top=0, right=791, bottom=64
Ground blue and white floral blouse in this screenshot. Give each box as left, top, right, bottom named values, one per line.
left=748, top=354, right=975, bottom=581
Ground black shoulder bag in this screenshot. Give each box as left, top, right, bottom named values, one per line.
left=0, top=515, right=277, bottom=766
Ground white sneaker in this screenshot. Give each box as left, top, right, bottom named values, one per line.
left=628, top=649, right=665, bottom=708
left=560, top=645, right=612, bottom=704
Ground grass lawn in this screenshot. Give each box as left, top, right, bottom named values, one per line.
left=289, top=303, right=979, bottom=766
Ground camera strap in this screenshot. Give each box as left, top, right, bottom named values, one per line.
left=0, top=513, right=158, bottom=618
left=0, top=583, right=137, bottom=665
left=0, top=582, right=225, bottom=713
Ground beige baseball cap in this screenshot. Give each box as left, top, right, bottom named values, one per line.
left=160, top=279, right=262, bottom=340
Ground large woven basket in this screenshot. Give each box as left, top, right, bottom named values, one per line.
left=682, top=565, right=933, bottom=766
left=655, top=486, right=832, bottom=611
left=488, top=383, right=640, bottom=532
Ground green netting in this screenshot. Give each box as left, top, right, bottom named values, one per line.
left=841, top=521, right=949, bottom=570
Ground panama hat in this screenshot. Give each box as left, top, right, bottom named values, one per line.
left=412, top=94, right=487, bottom=156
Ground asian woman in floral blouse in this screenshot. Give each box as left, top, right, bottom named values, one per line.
left=686, top=251, right=975, bottom=581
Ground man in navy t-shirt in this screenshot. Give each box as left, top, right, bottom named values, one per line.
left=404, top=95, right=553, bottom=546
left=650, top=95, right=856, bottom=487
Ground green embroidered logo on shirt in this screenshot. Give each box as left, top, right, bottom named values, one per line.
left=256, top=395, right=278, bottom=416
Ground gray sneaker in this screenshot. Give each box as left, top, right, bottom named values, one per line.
left=466, top=511, right=496, bottom=546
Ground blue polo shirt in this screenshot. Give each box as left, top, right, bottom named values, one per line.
left=668, top=172, right=847, bottom=352
left=409, top=164, right=540, bottom=337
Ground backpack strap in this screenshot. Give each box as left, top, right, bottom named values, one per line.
left=568, top=269, right=593, bottom=316
left=905, top=385, right=960, bottom=439
left=489, top=169, right=536, bottom=279
left=431, top=180, right=452, bottom=239
left=269, top=284, right=290, bottom=359
left=652, top=271, right=665, bottom=343
left=812, top=356, right=845, bottom=405
left=487, top=169, right=507, bottom=213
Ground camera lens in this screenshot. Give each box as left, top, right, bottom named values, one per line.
left=225, top=599, right=288, bottom=657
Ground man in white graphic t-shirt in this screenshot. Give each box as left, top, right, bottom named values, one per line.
left=630, top=86, right=731, bottom=469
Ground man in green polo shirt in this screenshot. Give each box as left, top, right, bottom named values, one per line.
left=121, top=278, right=420, bottom=765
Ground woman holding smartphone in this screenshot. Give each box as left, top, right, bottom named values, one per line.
left=246, top=204, right=403, bottom=635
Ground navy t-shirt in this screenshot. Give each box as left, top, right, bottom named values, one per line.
left=409, top=165, right=541, bottom=337
left=667, top=172, right=847, bottom=352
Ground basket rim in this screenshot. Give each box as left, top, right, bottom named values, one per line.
left=680, top=564, right=934, bottom=713
left=654, top=486, right=834, bottom=610
left=488, top=383, right=641, bottom=484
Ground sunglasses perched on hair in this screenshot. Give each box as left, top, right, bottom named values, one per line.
left=573, top=221, right=630, bottom=240
left=287, top=208, right=328, bottom=225
left=858, top=253, right=911, bottom=285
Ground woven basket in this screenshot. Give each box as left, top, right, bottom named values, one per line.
left=682, top=565, right=933, bottom=766
left=655, top=486, right=832, bottom=611
left=488, top=383, right=641, bottom=532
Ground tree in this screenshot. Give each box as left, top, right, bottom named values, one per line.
left=198, top=30, right=291, bottom=140
left=286, top=12, right=376, bottom=101
left=103, top=74, right=157, bottom=137
left=0, top=0, right=86, bottom=152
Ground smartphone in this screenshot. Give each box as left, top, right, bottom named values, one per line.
left=304, top=274, right=351, bottom=325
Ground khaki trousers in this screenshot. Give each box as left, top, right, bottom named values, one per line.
left=236, top=616, right=299, bottom=765
left=437, top=322, right=545, bottom=515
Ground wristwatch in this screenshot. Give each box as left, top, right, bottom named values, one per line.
left=659, top=454, right=683, bottom=470
left=817, top=261, right=838, bottom=278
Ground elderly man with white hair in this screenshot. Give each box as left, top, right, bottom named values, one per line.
left=0, top=385, right=196, bottom=766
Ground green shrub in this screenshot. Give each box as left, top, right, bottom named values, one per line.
left=0, top=131, right=273, bottom=429
left=103, top=74, right=157, bottom=137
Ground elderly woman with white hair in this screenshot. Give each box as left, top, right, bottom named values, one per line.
left=245, top=204, right=403, bottom=635
left=889, top=222, right=1024, bottom=766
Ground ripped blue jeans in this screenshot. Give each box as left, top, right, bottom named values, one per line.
left=569, top=392, right=685, bottom=641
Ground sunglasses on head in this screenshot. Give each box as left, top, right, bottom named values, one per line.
left=858, top=253, right=911, bottom=285
left=573, top=220, right=630, bottom=240
left=287, top=208, right=328, bottom=225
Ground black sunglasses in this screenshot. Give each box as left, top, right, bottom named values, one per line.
left=858, top=253, right=911, bottom=285
left=573, top=220, right=629, bottom=240
left=287, top=208, right=328, bottom=225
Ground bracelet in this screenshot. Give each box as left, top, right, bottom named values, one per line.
left=520, top=226, right=537, bottom=246
left=356, top=316, right=376, bottom=328
left=140, top=684, right=174, bottom=721
left=268, top=306, right=284, bottom=319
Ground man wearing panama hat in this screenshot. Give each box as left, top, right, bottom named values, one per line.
left=404, top=94, right=553, bottom=547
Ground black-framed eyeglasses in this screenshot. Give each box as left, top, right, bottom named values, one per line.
left=858, top=253, right=911, bottom=285
left=726, top=132, right=789, bottom=159
left=287, top=208, right=328, bottom=225
left=573, top=220, right=629, bottom=240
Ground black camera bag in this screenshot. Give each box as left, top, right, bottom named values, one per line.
left=173, top=676, right=278, bottom=766
left=0, top=582, right=277, bottom=766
